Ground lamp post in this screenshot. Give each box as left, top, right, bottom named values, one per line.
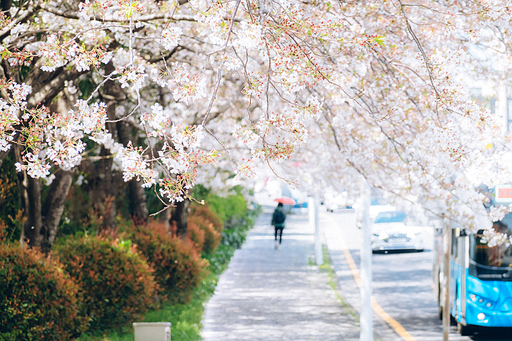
left=309, top=194, right=323, bottom=265
left=360, top=180, right=373, bottom=341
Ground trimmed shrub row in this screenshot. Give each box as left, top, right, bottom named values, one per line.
left=0, top=245, right=88, bottom=340
left=0, top=193, right=255, bottom=340
left=0, top=228, right=209, bottom=339
left=186, top=204, right=223, bottom=255
left=120, top=222, right=209, bottom=303
left=56, top=237, right=159, bottom=332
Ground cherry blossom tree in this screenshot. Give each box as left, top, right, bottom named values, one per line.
left=2, top=0, right=512, bottom=251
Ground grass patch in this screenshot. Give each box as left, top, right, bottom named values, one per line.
left=77, top=270, right=219, bottom=341
left=319, top=245, right=359, bottom=323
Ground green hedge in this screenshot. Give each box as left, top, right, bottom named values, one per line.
left=56, top=236, right=159, bottom=332
left=192, top=185, right=247, bottom=224
left=76, top=206, right=261, bottom=341
left=120, top=222, right=209, bottom=303
left=0, top=245, right=88, bottom=340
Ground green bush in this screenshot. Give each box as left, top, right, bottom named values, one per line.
left=192, top=185, right=247, bottom=224
left=188, top=203, right=223, bottom=255
left=187, top=215, right=221, bottom=255
left=189, top=204, right=223, bottom=232
left=120, top=222, right=209, bottom=302
left=187, top=220, right=205, bottom=251
left=203, top=243, right=236, bottom=275
left=72, top=205, right=261, bottom=341
left=0, top=245, right=88, bottom=340
left=221, top=224, right=249, bottom=249
left=55, top=236, right=159, bottom=332
left=220, top=207, right=261, bottom=249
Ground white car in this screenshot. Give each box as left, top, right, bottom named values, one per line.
left=354, top=200, right=396, bottom=228
left=371, top=211, right=425, bottom=252
left=369, top=201, right=396, bottom=222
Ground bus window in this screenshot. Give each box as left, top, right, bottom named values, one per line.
left=469, top=214, right=512, bottom=280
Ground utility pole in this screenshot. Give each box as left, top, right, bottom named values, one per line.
left=442, top=216, right=451, bottom=341
left=309, top=194, right=323, bottom=265
left=360, top=180, right=373, bottom=341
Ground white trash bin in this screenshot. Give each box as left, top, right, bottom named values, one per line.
left=133, top=322, right=171, bottom=341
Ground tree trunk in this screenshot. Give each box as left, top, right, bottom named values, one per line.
left=163, top=205, right=171, bottom=229
left=15, top=142, right=74, bottom=253
left=89, top=146, right=118, bottom=233
left=15, top=83, right=79, bottom=253
left=170, top=199, right=190, bottom=241
left=40, top=171, right=73, bottom=254
left=0, top=150, right=9, bottom=168
left=89, top=61, right=124, bottom=233
left=128, top=179, right=149, bottom=222
left=117, top=120, right=148, bottom=222
left=15, top=144, right=43, bottom=249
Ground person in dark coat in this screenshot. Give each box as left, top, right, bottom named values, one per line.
left=271, top=203, right=286, bottom=249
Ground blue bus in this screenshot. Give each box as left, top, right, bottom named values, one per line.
left=433, top=186, right=512, bottom=335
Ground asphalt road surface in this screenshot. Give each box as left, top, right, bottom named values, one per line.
left=322, top=209, right=512, bottom=341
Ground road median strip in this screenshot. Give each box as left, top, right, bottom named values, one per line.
left=324, top=213, right=418, bottom=341
left=339, top=238, right=417, bottom=341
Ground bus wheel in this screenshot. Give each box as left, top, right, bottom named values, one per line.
left=457, top=322, right=474, bottom=336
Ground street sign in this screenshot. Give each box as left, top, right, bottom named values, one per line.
left=495, top=185, right=512, bottom=203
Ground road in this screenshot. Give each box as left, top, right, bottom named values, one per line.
left=321, top=209, right=512, bottom=341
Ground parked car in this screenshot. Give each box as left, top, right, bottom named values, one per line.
left=354, top=199, right=396, bottom=228
left=371, top=211, right=425, bottom=252
left=369, top=199, right=396, bottom=222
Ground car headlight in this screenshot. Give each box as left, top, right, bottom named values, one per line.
left=379, top=232, right=389, bottom=241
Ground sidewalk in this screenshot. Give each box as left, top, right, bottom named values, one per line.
left=201, top=210, right=360, bottom=341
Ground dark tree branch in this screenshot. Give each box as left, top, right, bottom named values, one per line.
left=40, top=4, right=196, bottom=22
left=27, top=68, right=83, bottom=107
left=0, top=2, right=39, bottom=41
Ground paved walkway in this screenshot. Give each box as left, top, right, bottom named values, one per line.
left=201, top=210, right=360, bottom=341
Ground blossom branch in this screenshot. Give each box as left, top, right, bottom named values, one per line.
left=0, top=2, right=39, bottom=40
left=396, top=0, right=441, bottom=100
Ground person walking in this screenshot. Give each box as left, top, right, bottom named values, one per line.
left=271, top=203, right=286, bottom=249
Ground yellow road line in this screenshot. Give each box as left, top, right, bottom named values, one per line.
left=335, top=222, right=418, bottom=341
left=371, top=298, right=417, bottom=341
left=341, top=246, right=361, bottom=288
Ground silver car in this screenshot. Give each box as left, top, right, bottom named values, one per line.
left=371, top=211, right=425, bottom=252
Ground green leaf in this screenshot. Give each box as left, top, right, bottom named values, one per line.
left=373, top=36, right=385, bottom=47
